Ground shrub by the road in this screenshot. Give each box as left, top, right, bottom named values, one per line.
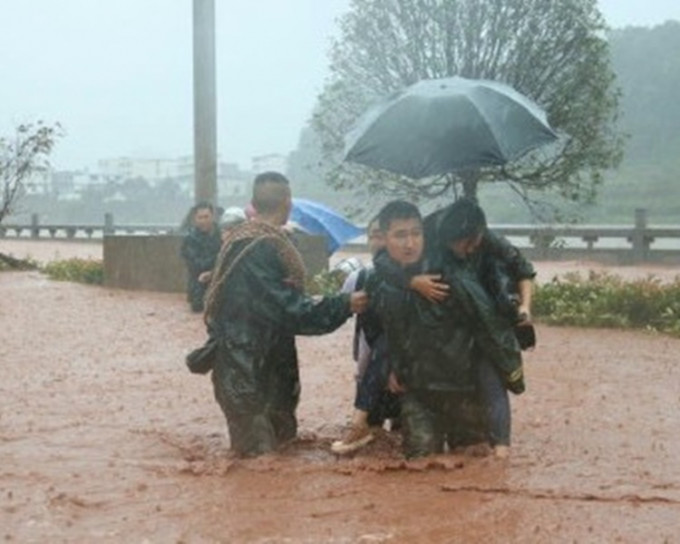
left=29, top=260, right=680, bottom=338
left=42, top=258, right=103, bottom=285
left=534, top=271, right=680, bottom=337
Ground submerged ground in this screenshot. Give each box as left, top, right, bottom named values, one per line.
left=1, top=240, right=679, bottom=543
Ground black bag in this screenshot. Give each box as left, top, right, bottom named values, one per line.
left=515, top=322, right=536, bottom=351
left=186, top=338, right=218, bottom=374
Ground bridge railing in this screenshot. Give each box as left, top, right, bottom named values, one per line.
left=2, top=209, right=680, bottom=264
left=0, top=213, right=178, bottom=239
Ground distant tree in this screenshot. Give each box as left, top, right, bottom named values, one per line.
left=312, top=0, right=624, bottom=219
left=609, top=21, right=680, bottom=162
left=155, top=178, right=183, bottom=201
left=121, top=176, right=152, bottom=200
left=0, top=122, right=59, bottom=225
left=287, top=126, right=329, bottom=200
left=287, top=125, right=377, bottom=218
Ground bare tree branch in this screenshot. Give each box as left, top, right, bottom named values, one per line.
left=0, top=122, right=60, bottom=225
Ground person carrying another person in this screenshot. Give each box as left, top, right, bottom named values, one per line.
left=331, top=216, right=450, bottom=454
left=378, top=198, right=535, bottom=457
left=202, top=171, right=367, bottom=458
left=180, top=201, right=222, bottom=313
left=367, top=200, right=524, bottom=459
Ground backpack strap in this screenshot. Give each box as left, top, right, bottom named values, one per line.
left=354, top=267, right=368, bottom=291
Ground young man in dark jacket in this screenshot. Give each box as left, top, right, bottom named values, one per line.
left=203, top=172, right=367, bottom=458
left=367, top=200, right=523, bottom=458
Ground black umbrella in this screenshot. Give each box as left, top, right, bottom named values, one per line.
left=344, top=76, right=558, bottom=179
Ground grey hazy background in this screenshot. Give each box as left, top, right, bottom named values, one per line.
left=1, top=0, right=679, bottom=171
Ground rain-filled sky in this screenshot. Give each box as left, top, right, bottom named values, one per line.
left=1, top=0, right=678, bottom=172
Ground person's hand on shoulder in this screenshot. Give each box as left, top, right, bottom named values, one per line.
left=410, top=274, right=450, bottom=303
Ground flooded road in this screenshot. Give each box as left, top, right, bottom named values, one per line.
left=1, top=246, right=679, bottom=542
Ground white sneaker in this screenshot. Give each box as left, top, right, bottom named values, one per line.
left=331, top=425, right=374, bottom=454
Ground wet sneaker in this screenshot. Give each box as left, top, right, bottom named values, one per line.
left=331, top=425, right=374, bottom=454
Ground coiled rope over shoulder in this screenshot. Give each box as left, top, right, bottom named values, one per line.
left=203, top=221, right=306, bottom=323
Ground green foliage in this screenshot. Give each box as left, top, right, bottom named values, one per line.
left=609, top=21, right=680, bottom=164
left=305, top=269, right=347, bottom=296
left=311, top=0, right=623, bottom=218
left=42, top=258, right=104, bottom=285
left=534, top=271, right=680, bottom=336
left=0, top=253, right=39, bottom=271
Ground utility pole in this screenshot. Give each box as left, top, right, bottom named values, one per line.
left=193, top=0, right=217, bottom=205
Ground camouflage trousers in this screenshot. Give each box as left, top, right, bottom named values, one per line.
left=211, top=357, right=300, bottom=458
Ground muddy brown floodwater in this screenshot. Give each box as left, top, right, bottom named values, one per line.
left=1, top=240, right=680, bottom=543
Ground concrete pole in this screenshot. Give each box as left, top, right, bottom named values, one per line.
left=193, top=0, right=217, bottom=205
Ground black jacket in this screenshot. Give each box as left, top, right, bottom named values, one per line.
left=180, top=226, right=222, bottom=279
left=367, top=251, right=522, bottom=393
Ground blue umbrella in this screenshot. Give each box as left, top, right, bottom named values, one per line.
left=290, top=198, right=363, bottom=254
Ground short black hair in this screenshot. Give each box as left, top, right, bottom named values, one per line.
left=438, top=198, right=487, bottom=244
left=253, top=171, right=289, bottom=187
left=377, top=200, right=422, bottom=232
left=193, top=200, right=214, bottom=214
left=251, top=171, right=290, bottom=214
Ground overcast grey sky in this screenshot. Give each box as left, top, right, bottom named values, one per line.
left=1, top=0, right=678, bottom=172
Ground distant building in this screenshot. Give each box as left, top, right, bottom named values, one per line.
left=167, top=157, right=250, bottom=200
left=98, top=157, right=179, bottom=182
left=252, top=153, right=288, bottom=174
left=51, top=169, right=117, bottom=201
left=22, top=170, right=52, bottom=196
left=41, top=155, right=258, bottom=203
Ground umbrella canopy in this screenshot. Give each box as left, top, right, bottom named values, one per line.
left=344, top=76, right=558, bottom=179
left=290, top=198, right=363, bottom=254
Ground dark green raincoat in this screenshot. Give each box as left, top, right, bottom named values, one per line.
left=425, top=208, right=536, bottom=320
left=369, top=250, right=523, bottom=394
left=367, top=250, right=523, bottom=457
left=180, top=226, right=222, bottom=312
left=208, top=237, right=352, bottom=457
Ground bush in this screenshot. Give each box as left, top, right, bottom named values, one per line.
left=42, top=258, right=104, bottom=285
left=534, top=271, right=680, bottom=337
left=0, top=253, right=39, bottom=271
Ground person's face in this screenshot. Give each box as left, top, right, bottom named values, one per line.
left=366, top=221, right=384, bottom=256
left=450, top=232, right=483, bottom=258
left=383, top=217, right=424, bottom=266
left=194, top=208, right=214, bottom=232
